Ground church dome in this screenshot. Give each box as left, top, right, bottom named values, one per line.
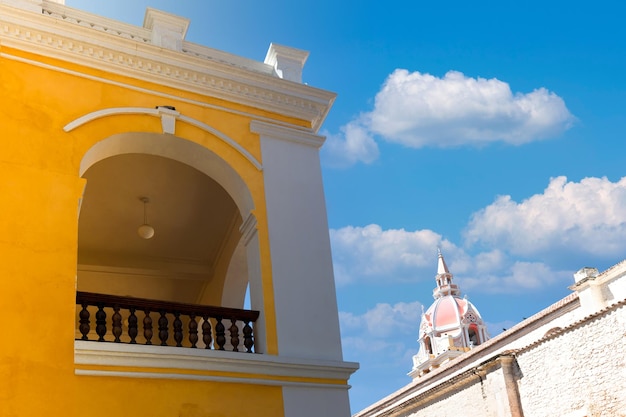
left=411, top=251, right=490, bottom=378
left=421, top=295, right=483, bottom=336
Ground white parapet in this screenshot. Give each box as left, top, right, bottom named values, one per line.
left=143, top=7, right=190, bottom=51
left=265, top=43, right=309, bottom=83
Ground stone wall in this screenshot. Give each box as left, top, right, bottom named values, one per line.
left=516, top=302, right=626, bottom=417
left=396, top=365, right=517, bottom=417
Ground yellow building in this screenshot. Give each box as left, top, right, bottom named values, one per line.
left=0, top=1, right=358, bottom=415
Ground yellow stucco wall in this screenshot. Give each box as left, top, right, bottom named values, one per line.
left=0, top=42, right=288, bottom=416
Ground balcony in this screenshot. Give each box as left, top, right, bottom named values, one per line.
left=76, top=291, right=260, bottom=353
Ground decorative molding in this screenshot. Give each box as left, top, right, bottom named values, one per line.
left=74, top=341, right=358, bottom=388
left=1, top=50, right=294, bottom=141
left=0, top=2, right=336, bottom=131
left=157, top=106, right=178, bottom=134
left=42, top=0, right=152, bottom=43
left=75, top=369, right=349, bottom=390
left=239, top=213, right=258, bottom=246
left=250, top=120, right=326, bottom=148
left=178, top=114, right=263, bottom=171
left=63, top=106, right=263, bottom=170
left=63, top=107, right=159, bottom=132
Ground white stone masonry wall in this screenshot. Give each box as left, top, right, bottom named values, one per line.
left=516, top=303, right=626, bottom=417
left=399, top=366, right=515, bottom=417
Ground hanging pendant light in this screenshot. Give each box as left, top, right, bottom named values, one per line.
left=137, top=197, right=155, bottom=239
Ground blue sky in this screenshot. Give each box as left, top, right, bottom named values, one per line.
left=68, top=0, right=626, bottom=412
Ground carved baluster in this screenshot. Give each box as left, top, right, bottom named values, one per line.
left=188, top=314, right=198, bottom=348
left=112, top=305, right=122, bottom=342
left=95, top=304, right=107, bottom=342
left=215, top=317, right=226, bottom=350
left=173, top=312, right=183, bottom=347
left=229, top=319, right=239, bottom=352
left=143, top=309, right=153, bottom=345
left=79, top=303, right=90, bottom=340
left=202, top=315, right=212, bottom=349
left=128, top=308, right=138, bottom=344
left=243, top=321, right=254, bottom=353
left=158, top=310, right=169, bottom=346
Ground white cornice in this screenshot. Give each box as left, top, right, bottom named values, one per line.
left=250, top=120, right=326, bottom=148
left=0, top=1, right=336, bottom=131
left=75, top=341, right=358, bottom=387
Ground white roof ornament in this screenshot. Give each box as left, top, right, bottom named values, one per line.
left=437, top=248, right=451, bottom=275
left=264, top=43, right=309, bottom=83
left=143, top=8, right=190, bottom=52
left=433, top=250, right=459, bottom=298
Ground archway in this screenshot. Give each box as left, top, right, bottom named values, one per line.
left=76, top=132, right=264, bottom=350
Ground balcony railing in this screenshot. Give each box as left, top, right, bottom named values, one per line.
left=76, top=291, right=260, bottom=353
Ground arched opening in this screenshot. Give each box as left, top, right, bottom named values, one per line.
left=75, top=132, right=264, bottom=352
left=468, top=324, right=480, bottom=347
left=423, top=336, right=433, bottom=355
left=77, top=153, right=242, bottom=305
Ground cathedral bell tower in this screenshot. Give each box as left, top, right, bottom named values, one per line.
left=409, top=251, right=489, bottom=379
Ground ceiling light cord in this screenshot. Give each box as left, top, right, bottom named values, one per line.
left=138, top=197, right=155, bottom=239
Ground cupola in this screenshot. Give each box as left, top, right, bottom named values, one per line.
left=409, top=250, right=489, bottom=379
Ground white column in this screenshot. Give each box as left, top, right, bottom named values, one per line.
left=251, top=121, right=343, bottom=362
left=283, top=386, right=352, bottom=417
left=253, top=121, right=355, bottom=417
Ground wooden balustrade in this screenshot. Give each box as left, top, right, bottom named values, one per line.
left=76, top=291, right=260, bottom=353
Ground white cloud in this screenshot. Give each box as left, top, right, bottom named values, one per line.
left=340, top=301, right=422, bottom=355
left=322, top=69, right=574, bottom=167
left=459, top=261, right=571, bottom=294
left=464, top=176, right=626, bottom=258
left=330, top=223, right=575, bottom=293
left=330, top=224, right=457, bottom=285
left=362, top=302, right=422, bottom=337
left=367, top=69, right=574, bottom=148
left=321, top=121, right=379, bottom=168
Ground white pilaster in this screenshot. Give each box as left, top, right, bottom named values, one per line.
left=251, top=121, right=343, bottom=361
left=283, top=386, right=352, bottom=417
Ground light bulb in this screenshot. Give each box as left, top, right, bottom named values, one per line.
left=137, top=224, right=155, bottom=239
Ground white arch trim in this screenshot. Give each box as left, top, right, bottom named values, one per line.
left=65, top=106, right=263, bottom=171
left=79, top=132, right=255, bottom=219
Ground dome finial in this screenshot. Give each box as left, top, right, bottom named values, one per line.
left=433, top=249, right=459, bottom=298
left=437, top=249, right=450, bottom=275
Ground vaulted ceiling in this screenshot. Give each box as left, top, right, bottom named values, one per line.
left=77, top=153, right=241, bottom=296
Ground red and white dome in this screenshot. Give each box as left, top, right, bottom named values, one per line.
left=421, top=295, right=484, bottom=337
left=411, top=251, right=489, bottom=379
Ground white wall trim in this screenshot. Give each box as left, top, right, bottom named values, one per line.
left=75, top=370, right=350, bottom=390
left=63, top=107, right=160, bottom=132
left=250, top=120, right=326, bottom=148
left=178, top=114, right=262, bottom=171
left=63, top=106, right=263, bottom=170
left=75, top=341, right=358, bottom=387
